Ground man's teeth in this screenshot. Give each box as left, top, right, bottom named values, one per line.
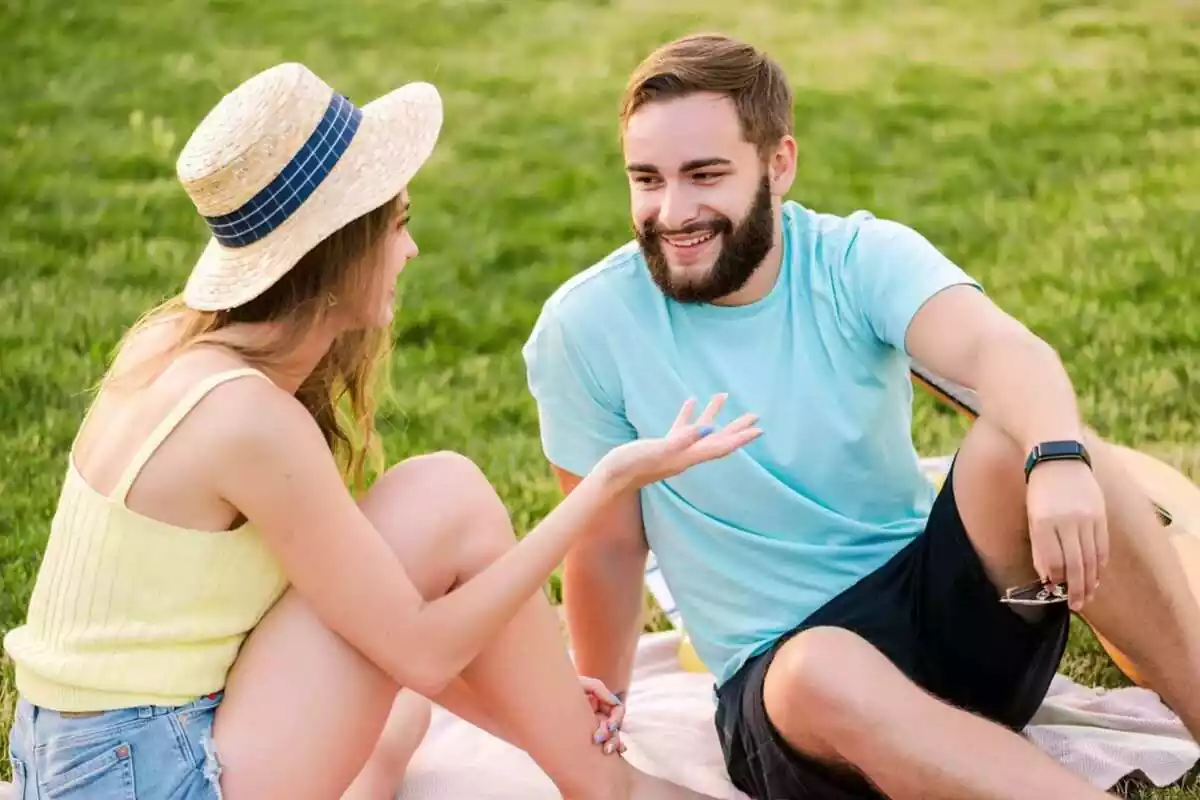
left=668, top=231, right=716, bottom=248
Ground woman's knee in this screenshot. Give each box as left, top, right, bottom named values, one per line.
left=360, top=450, right=515, bottom=577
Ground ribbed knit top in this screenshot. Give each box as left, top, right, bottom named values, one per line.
left=3, top=368, right=290, bottom=711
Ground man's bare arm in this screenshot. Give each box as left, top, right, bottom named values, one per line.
left=905, top=283, right=1107, bottom=605
left=905, top=284, right=1084, bottom=455
left=554, top=465, right=648, bottom=699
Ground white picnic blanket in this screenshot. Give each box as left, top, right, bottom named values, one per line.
left=397, top=630, right=1199, bottom=798
left=1027, top=673, right=1200, bottom=789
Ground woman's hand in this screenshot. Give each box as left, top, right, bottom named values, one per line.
left=579, top=676, right=627, bottom=755
left=596, top=394, right=760, bottom=492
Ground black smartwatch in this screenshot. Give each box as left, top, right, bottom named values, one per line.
left=1024, top=440, right=1091, bottom=483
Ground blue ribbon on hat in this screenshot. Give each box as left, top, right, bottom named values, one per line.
left=203, top=92, right=363, bottom=248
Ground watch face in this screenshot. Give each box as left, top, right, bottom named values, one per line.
left=1041, top=441, right=1082, bottom=458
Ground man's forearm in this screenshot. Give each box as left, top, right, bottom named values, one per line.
left=561, top=541, right=647, bottom=696
left=975, top=330, right=1086, bottom=454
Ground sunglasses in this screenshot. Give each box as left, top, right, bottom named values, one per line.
left=1000, top=579, right=1069, bottom=606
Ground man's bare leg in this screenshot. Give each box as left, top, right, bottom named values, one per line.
left=762, top=627, right=1110, bottom=800
left=748, top=411, right=1200, bottom=800
left=952, top=418, right=1200, bottom=739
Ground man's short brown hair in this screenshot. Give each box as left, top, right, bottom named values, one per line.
left=619, top=33, right=794, bottom=157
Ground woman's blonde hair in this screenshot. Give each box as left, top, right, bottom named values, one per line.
left=105, top=195, right=403, bottom=494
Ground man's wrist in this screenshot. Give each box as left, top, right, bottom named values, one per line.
left=1024, top=439, right=1092, bottom=483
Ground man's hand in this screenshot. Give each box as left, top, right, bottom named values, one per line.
left=579, top=676, right=626, bottom=755
left=1026, top=459, right=1110, bottom=611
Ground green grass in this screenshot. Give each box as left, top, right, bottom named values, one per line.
left=2, top=0, right=1198, bottom=794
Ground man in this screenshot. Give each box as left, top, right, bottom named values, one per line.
left=522, top=32, right=1200, bottom=799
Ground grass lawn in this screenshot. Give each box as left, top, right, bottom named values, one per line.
left=2, top=0, right=1198, bottom=794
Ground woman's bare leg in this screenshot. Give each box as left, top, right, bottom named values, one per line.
left=211, top=451, right=713, bottom=800
left=342, top=690, right=433, bottom=800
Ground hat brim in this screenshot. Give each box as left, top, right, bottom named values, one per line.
left=182, top=81, right=443, bottom=312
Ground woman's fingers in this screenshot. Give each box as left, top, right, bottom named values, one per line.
left=664, top=396, right=761, bottom=468
left=670, top=394, right=729, bottom=433
left=696, top=393, right=728, bottom=427
left=670, top=397, right=698, bottom=431
left=718, top=412, right=759, bottom=434
left=687, top=413, right=761, bottom=458
left=578, top=675, right=622, bottom=706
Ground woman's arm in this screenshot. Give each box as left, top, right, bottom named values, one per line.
left=215, top=384, right=757, bottom=696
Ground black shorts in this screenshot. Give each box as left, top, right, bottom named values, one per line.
left=713, top=461, right=1070, bottom=799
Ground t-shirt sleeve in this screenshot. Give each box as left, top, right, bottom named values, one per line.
left=836, top=215, right=982, bottom=355
left=522, top=302, right=637, bottom=478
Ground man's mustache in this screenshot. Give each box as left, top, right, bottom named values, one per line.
left=640, top=217, right=732, bottom=238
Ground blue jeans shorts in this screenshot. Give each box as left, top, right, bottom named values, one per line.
left=7, top=691, right=224, bottom=799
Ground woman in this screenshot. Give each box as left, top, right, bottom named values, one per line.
left=2, top=63, right=759, bottom=799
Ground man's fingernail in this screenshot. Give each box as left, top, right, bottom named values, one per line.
left=594, top=730, right=605, bottom=743
left=609, top=721, right=619, bottom=732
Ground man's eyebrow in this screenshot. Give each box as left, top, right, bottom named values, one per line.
left=625, top=158, right=734, bottom=174
left=681, top=157, right=733, bottom=171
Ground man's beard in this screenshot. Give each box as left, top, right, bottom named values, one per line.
left=637, top=176, right=775, bottom=304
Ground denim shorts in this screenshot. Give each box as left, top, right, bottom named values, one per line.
left=7, top=691, right=224, bottom=799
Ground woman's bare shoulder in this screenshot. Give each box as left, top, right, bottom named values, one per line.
left=105, top=324, right=324, bottom=463
left=203, top=369, right=328, bottom=465
left=206, top=374, right=353, bottom=526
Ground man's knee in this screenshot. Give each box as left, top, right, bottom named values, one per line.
left=951, top=417, right=1030, bottom=547
left=762, top=628, right=888, bottom=755
left=957, top=417, right=1024, bottom=481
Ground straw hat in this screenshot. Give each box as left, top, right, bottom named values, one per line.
left=175, top=62, right=443, bottom=311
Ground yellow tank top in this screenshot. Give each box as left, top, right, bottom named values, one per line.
left=3, top=368, right=290, bottom=712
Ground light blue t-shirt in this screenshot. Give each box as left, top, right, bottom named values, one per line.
left=522, top=200, right=981, bottom=687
